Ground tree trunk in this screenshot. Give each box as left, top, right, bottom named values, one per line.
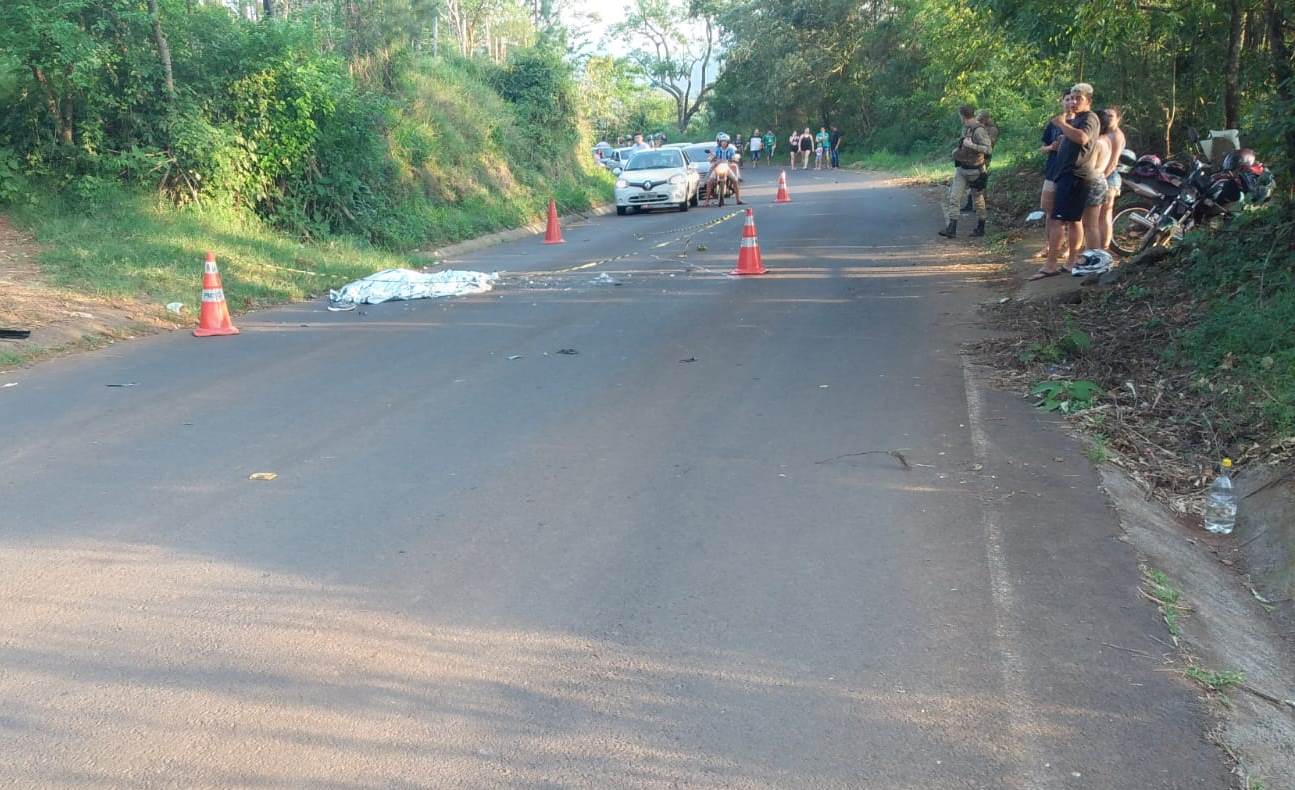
left=1267, top=0, right=1295, bottom=186
left=262, top=0, right=274, bottom=19
left=1224, top=0, right=1242, bottom=128
left=146, top=0, right=176, bottom=100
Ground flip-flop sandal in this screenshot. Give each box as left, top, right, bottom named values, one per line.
left=1028, top=268, right=1064, bottom=281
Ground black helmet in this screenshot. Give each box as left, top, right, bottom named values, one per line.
left=1207, top=178, right=1244, bottom=210
left=1131, top=154, right=1162, bottom=180
left=1221, top=149, right=1250, bottom=171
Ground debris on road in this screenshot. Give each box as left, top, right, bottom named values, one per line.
left=328, top=268, right=498, bottom=310
left=105, top=383, right=139, bottom=388
left=815, top=449, right=912, bottom=470
left=165, top=302, right=186, bottom=315
left=679, top=357, right=698, bottom=363
left=249, top=472, right=278, bottom=481
left=556, top=348, right=579, bottom=355
left=2, top=382, right=17, bottom=388
left=507, top=355, right=524, bottom=360
left=1, top=328, right=32, bottom=339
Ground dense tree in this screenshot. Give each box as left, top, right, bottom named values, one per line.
left=705, top=0, right=1294, bottom=182
left=611, top=0, right=719, bottom=132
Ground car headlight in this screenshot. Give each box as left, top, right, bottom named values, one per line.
left=669, top=173, right=685, bottom=185
left=616, top=179, right=628, bottom=189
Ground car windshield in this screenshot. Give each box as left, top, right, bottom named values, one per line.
left=625, top=151, right=684, bottom=170
left=684, top=145, right=713, bottom=163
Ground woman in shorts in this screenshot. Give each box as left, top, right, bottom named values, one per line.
left=789, top=130, right=799, bottom=169
left=1098, top=107, right=1126, bottom=250
left=799, top=128, right=814, bottom=170
left=1081, top=112, right=1113, bottom=256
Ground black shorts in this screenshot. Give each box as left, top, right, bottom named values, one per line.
left=1051, top=173, right=1086, bottom=222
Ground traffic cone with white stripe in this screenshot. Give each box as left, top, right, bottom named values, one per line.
left=774, top=170, right=792, bottom=203
left=193, top=252, right=239, bottom=337
left=731, top=209, right=766, bottom=276
left=542, top=198, right=565, bottom=244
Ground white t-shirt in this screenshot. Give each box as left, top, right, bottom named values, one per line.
left=632, top=142, right=652, bottom=151
left=749, top=135, right=763, bottom=151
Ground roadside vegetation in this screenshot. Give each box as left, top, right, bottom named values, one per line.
left=0, top=1, right=613, bottom=308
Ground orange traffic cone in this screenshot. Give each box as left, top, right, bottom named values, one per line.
left=193, top=252, right=239, bottom=337
left=731, top=209, right=766, bottom=276
left=542, top=198, right=565, bottom=244
left=774, top=170, right=792, bottom=203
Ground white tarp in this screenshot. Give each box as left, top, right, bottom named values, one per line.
left=328, top=268, right=498, bottom=310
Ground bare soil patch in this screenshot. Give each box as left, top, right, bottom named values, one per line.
left=0, top=214, right=181, bottom=365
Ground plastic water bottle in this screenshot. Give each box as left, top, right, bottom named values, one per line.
left=1203, top=458, right=1237, bottom=535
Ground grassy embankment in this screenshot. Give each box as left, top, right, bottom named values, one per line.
left=4, top=58, right=611, bottom=315
left=845, top=136, right=1294, bottom=474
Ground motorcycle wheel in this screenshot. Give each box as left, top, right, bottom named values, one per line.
left=1111, top=207, right=1154, bottom=256
left=1135, top=225, right=1171, bottom=256
left=717, top=180, right=727, bottom=207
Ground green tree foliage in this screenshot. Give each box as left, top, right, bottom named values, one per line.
left=611, top=0, right=720, bottom=132
left=580, top=55, right=676, bottom=142
left=706, top=0, right=1295, bottom=180
left=0, top=0, right=607, bottom=248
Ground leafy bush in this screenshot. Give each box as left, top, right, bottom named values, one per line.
left=0, top=3, right=609, bottom=252
left=1031, top=379, right=1100, bottom=413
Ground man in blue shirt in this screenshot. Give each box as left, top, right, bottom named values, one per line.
left=1037, top=84, right=1101, bottom=278
left=1035, top=91, right=1075, bottom=263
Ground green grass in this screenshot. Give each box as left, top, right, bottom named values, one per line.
left=1143, top=567, right=1186, bottom=637
left=9, top=192, right=418, bottom=311
left=1086, top=434, right=1110, bottom=463
left=843, top=149, right=949, bottom=182
left=1170, top=206, right=1295, bottom=437
left=1185, top=664, right=1246, bottom=693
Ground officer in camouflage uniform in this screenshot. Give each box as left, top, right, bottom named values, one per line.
left=939, top=105, right=993, bottom=238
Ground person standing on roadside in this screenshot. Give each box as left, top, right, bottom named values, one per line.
left=1079, top=111, right=1114, bottom=262
left=963, top=110, right=999, bottom=211
left=765, top=129, right=777, bottom=165
left=815, top=126, right=830, bottom=170
left=749, top=128, right=764, bottom=167
left=799, top=128, right=814, bottom=169
left=829, top=126, right=843, bottom=168
left=1098, top=107, right=1126, bottom=250
left=1035, top=83, right=1101, bottom=279
left=938, top=105, right=992, bottom=239
left=789, top=130, right=800, bottom=168
left=1036, top=91, right=1076, bottom=260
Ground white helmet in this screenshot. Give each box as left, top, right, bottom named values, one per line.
left=716, top=133, right=730, bottom=143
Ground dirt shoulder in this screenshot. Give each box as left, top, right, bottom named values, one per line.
left=973, top=221, right=1295, bottom=788
left=0, top=215, right=182, bottom=367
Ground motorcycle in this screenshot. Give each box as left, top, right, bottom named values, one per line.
left=1111, top=132, right=1274, bottom=256
left=708, top=154, right=741, bottom=207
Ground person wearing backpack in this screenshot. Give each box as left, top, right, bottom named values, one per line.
left=939, top=105, right=992, bottom=238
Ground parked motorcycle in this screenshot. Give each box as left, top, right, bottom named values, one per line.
left=1110, top=133, right=1274, bottom=256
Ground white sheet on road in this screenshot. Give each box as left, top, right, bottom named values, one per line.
left=328, top=268, right=498, bottom=309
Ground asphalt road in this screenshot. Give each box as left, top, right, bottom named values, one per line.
left=0, top=168, right=1229, bottom=788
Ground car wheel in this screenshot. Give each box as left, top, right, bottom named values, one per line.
left=690, top=190, right=699, bottom=207
left=616, top=206, right=627, bottom=216
left=679, top=198, right=689, bottom=212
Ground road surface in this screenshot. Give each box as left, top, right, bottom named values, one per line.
left=0, top=168, right=1228, bottom=788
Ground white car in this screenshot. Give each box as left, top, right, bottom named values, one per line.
left=613, top=148, right=700, bottom=214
